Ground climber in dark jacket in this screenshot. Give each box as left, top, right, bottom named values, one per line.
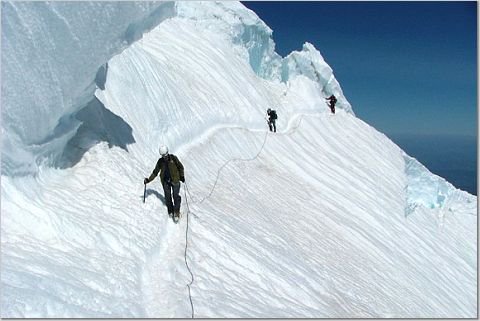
left=266, top=108, right=277, bottom=132
left=144, top=145, right=185, bottom=219
left=326, top=95, right=337, bottom=114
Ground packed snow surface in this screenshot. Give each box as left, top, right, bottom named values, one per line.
left=1, top=1, right=476, bottom=318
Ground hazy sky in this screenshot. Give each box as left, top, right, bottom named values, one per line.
left=243, top=1, right=477, bottom=137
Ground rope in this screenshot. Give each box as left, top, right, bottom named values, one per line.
left=184, top=113, right=309, bottom=204
left=183, top=186, right=195, bottom=318
left=189, top=128, right=269, bottom=204
left=180, top=126, right=269, bottom=319
left=179, top=113, right=307, bottom=318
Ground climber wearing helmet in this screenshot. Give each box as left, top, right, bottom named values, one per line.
left=144, top=145, right=185, bottom=221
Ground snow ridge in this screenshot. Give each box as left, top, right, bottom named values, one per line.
left=1, top=1, right=476, bottom=318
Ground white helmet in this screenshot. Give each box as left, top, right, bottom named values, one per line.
left=159, top=145, right=169, bottom=156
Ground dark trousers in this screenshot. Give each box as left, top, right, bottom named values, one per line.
left=162, top=181, right=181, bottom=214
left=329, top=104, right=335, bottom=114
left=268, top=120, right=276, bottom=132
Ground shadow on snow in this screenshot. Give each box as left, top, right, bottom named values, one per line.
left=56, top=96, right=135, bottom=169
left=143, top=189, right=166, bottom=205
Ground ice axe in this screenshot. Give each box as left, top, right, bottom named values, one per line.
left=143, top=182, right=146, bottom=203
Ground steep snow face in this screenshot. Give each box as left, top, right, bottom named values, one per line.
left=1, top=1, right=476, bottom=318
left=1, top=1, right=175, bottom=176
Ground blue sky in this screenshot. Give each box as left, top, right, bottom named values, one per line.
left=242, top=1, right=477, bottom=137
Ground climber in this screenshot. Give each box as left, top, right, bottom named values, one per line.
left=266, top=108, right=278, bottom=132
left=144, top=145, right=185, bottom=221
left=326, top=95, right=337, bottom=114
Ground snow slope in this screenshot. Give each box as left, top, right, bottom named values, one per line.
left=1, top=1, right=476, bottom=318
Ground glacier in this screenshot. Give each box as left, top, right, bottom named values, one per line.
left=1, top=1, right=476, bottom=318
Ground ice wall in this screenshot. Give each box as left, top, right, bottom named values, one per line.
left=1, top=1, right=175, bottom=176
left=176, top=1, right=283, bottom=81
left=404, top=154, right=476, bottom=215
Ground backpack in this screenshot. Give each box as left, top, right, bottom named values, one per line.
left=270, top=110, right=278, bottom=120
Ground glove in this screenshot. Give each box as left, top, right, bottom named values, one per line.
left=144, top=178, right=149, bottom=184
left=180, top=176, right=185, bottom=183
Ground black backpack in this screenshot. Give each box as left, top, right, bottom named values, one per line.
left=270, top=110, right=278, bottom=120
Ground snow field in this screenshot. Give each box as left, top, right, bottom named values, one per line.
left=1, top=1, right=476, bottom=318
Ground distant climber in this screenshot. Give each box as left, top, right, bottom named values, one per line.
left=144, top=145, right=185, bottom=222
left=266, top=108, right=277, bottom=132
left=326, top=95, right=337, bottom=114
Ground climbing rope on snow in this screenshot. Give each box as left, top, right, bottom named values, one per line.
left=183, top=186, right=195, bottom=318
left=184, top=113, right=311, bottom=204
left=189, top=128, right=270, bottom=204
left=180, top=127, right=269, bottom=319
left=180, top=112, right=310, bottom=318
